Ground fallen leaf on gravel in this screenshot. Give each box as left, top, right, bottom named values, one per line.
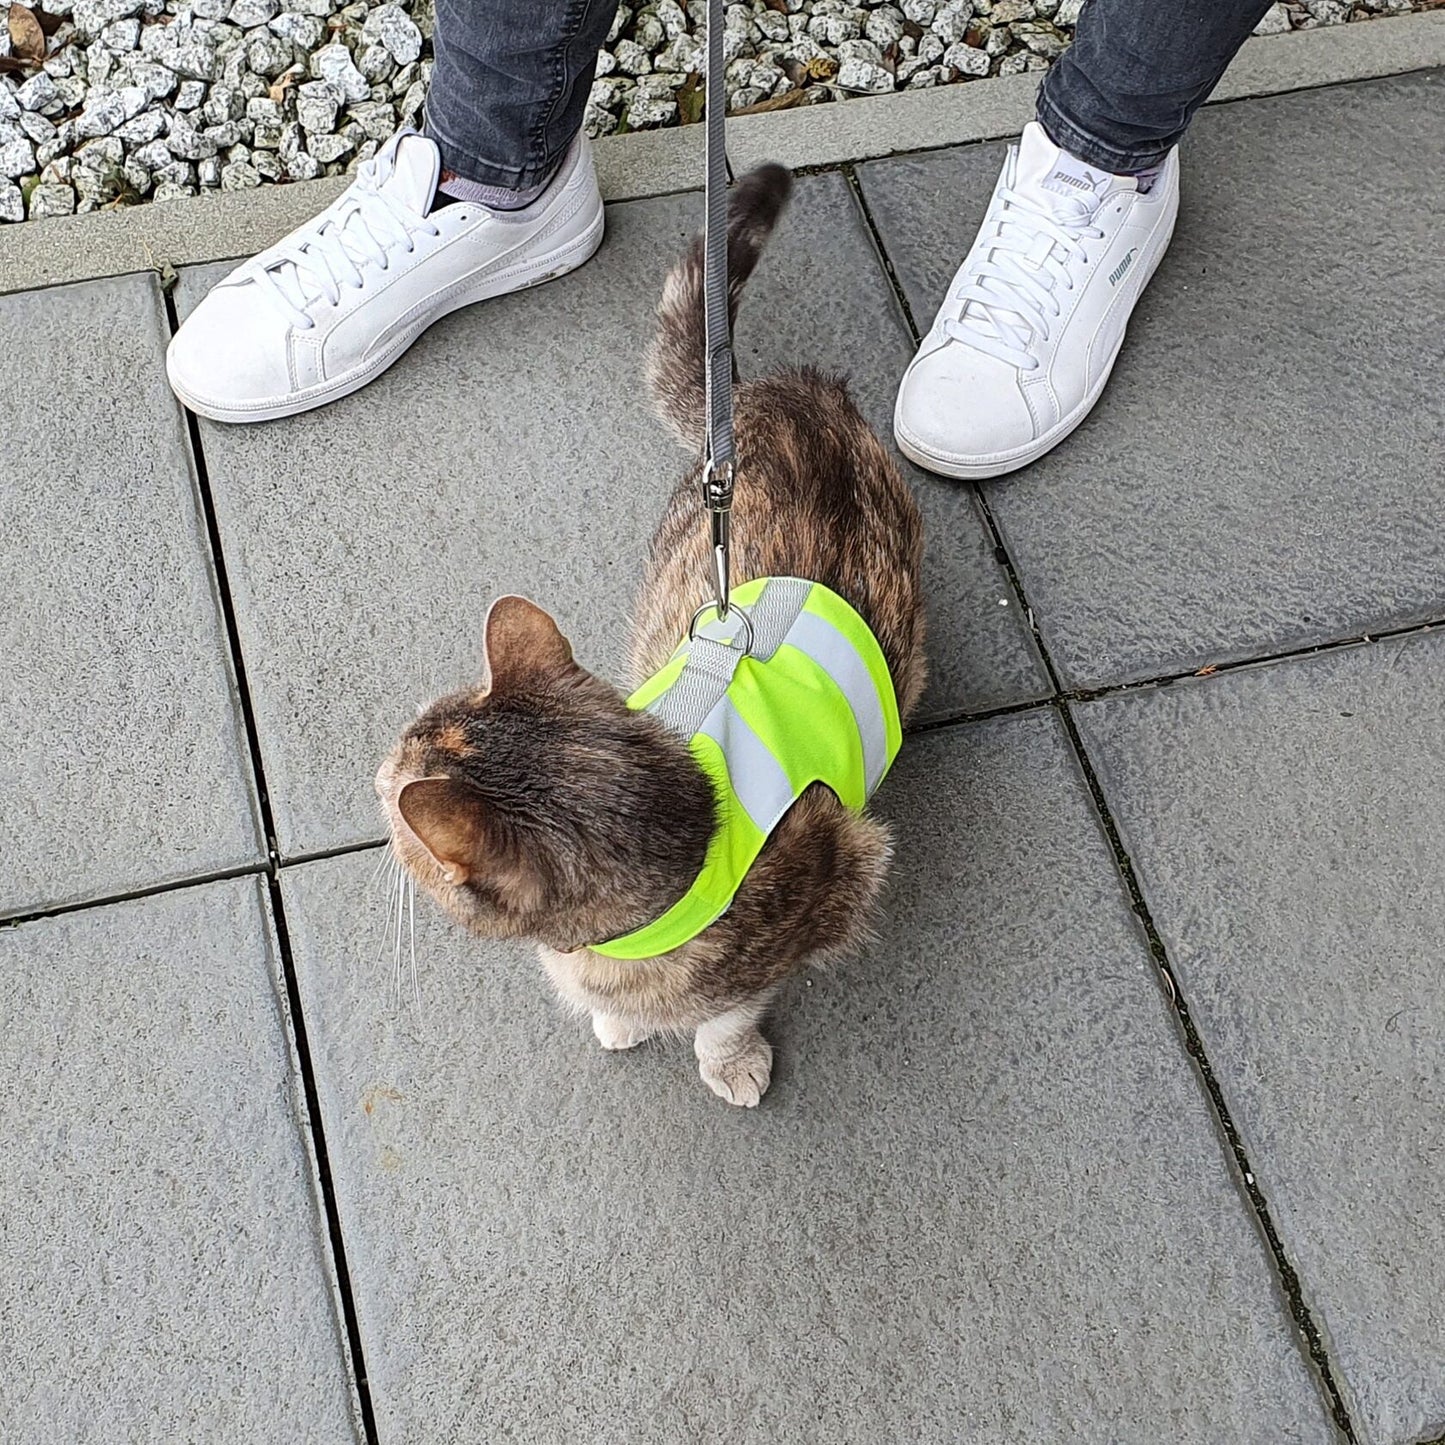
left=730, top=89, right=811, bottom=115
left=268, top=69, right=301, bottom=103
left=0, top=55, right=33, bottom=75
left=805, top=54, right=839, bottom=80
left=33, top=6, right=64, bottom=35
left=674, top=71, right=703, bottom=125
left=8, top=3, right=46, bottom=63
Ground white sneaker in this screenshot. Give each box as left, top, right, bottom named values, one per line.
left=894, top=121, right=1178, bottom=480
left=167, top=128, right=605, bottom=423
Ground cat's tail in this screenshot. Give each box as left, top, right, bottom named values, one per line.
left=647, top=162, right=794, bottom=446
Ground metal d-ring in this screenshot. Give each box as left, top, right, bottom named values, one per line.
left=689, top=599, right=755, bottom=655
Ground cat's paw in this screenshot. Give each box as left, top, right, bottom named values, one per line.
left=697, top=1035, right=773, bottom=1108
left=592, top=1012, right=653, bottom=1051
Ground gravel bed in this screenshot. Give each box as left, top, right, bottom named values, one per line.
left=0, top=0, right=1422, bottom=223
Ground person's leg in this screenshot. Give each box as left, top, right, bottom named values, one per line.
left=1037, top=0, right=1276, bottom=174
left=427, top=0, right=619, bottom=194
left=895, top=0, right=1273, bottom=481
left=168, top=2, right=615, bottom=423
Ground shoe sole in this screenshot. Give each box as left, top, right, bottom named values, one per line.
left=894, top=213, right=1177, bottom=482
left=170, top=200, right=606, bottom=425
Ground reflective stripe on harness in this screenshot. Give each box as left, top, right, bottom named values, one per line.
left=590, top=577, right=902, bottom=960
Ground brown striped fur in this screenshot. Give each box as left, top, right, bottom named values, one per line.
left=377, top=164, right=926, bottom=1106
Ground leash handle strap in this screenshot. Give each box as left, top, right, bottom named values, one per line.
left=703, top=0, right=735, bottom=616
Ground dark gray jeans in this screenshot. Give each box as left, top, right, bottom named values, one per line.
left=424, top=0, right=1276, bottom=188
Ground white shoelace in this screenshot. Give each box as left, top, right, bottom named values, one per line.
left=247, top=155, right=441, bottom=330
left=945, top=183, right=1106, bottom=371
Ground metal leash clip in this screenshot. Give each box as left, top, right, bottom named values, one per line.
left=688, top=455, right=754, bottom=654
left=704, top=455, right=734, bottom=617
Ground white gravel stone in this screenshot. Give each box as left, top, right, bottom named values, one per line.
left=0, top=180, right=25, bottom=221
left=170, top=36, right=221, bottom=78
left=270, top=9, right=324, bottom=44
left=165, top=115, right=219, bottom=157
left=931, top=0, right=971, bottom=43
left=632, top=95, right=678, bottom=126
left=230, top=0, right=279, bottom=21
left=102, top=17, right=143, bottom=49
left=115, top=108, right=168, bottom=142
left=612, top=37, right=651, bottom=74
left=221, top=156, right=261, bottom=185
left=0, top=138, right=37, bottom=176
left=361, top=4, right=422, bottom=64
left=247, top=31, right=294, bottom=74
left=1253, top=1, right=1293, bottom=31
left=296, top=79, right=341, bottom=130
left=29, top=181, right=78, bottom=216
left=357, top=41, right=395, bottom=80
left=865, top=5, right=905, bottom=44
left=71, top=0, right=144, bottom=40
left=346, top=97, right=395, bottom=139
left=17, top=73, right=60, bottom=112
left=19, top=110, right=57, bottom=144
left=73, top=91, right=126, bottom=137
left=308, top=129, right=353, bottom=161
left=836, top=56, right=893, bottom=91
left=942, top=40, right=990, bottom=75
left=313, top=41, right=371, bottom=99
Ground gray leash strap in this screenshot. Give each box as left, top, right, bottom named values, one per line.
left=702, top=0, right=735, bottom=619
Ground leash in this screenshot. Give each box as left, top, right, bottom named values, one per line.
left=700, top=0, right=738, bottom=628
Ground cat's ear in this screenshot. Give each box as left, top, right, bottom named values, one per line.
left=483, top=595, right=574, bottom=691
left=397, top=776, right=489, bottom=886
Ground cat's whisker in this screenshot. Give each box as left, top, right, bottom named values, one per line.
left=379, top=853, right=399, bottom=972
left=407, top=875, right=421, bottom=1016
left=391, top=861, right=407, bottom=1009
left=365, top=844, right=392, bottom=894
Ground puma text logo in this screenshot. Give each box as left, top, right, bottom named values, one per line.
left=1108, top=249, right=1138, bottom=286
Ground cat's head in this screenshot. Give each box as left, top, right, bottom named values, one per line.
left=376, top=596, right=713, bottom=951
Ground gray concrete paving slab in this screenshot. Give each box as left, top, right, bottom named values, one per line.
left=282, top=712, right=1334, bottom=1445
left=857, top=72, right=1445, bottom=689
left=1074, top=630, right=1445, bottom=1445
left=177, top=176, right=1043, bottom=858
left=0, top=877, right=361, bottom=1443
left=0, top=273, right=262, bottom=918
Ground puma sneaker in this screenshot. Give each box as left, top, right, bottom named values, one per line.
left=894, top=121, right=1179, bottom=479
left=167, top=128, right=605, bottom=423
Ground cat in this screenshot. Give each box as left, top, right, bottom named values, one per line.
left=376, top=164, right=926, bottom=1106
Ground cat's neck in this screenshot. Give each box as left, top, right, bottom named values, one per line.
left=537, top=719, right=716, bottom=954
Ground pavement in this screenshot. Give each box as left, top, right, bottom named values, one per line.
left=2, top=64, right=1443, bottom=1445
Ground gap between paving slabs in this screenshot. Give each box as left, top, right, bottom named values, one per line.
left=158, top=282, right=385, bottom=1445
left=844, top=162, right=1363, bottom=1443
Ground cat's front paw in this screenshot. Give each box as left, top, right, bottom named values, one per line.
left=697, top=1035, right=773, bottom=1108
left=592, top=1012, right=653, bottom=1051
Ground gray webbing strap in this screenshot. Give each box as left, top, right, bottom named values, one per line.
left=650, top=579, right=813, bottom=738
left=702, top=0, right=735, bottom=616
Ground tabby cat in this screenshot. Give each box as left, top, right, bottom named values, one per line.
left=376, top=165, right=926, bottom=1106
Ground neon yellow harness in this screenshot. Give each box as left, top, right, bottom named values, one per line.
left=592, top=576, right=902, bottom=959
